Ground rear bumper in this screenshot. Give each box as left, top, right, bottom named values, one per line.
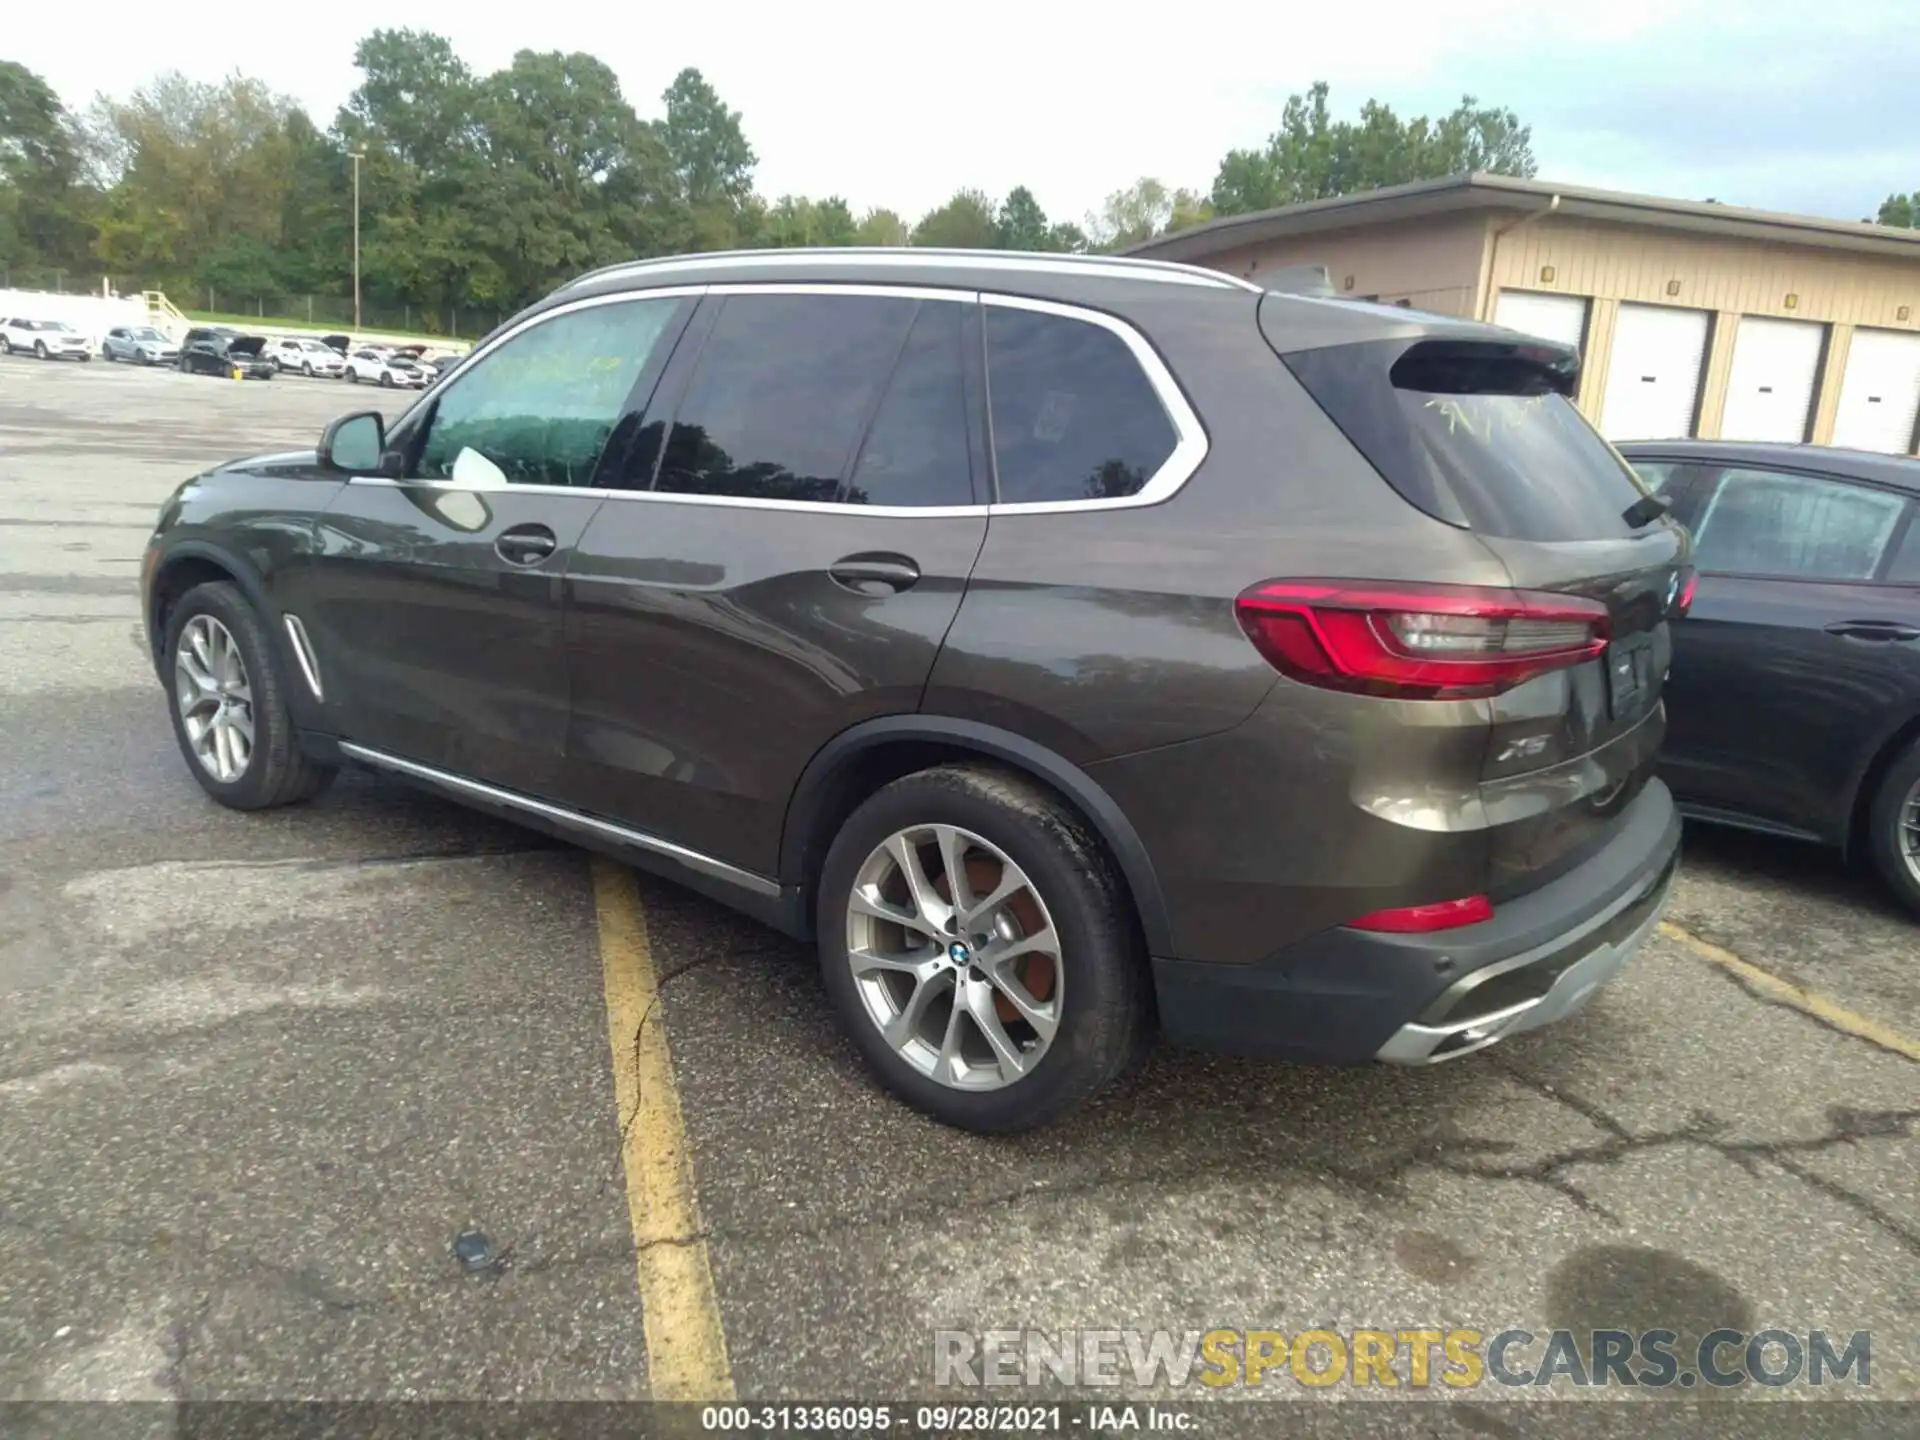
left=1151, top=778, right=1680, bottom=1063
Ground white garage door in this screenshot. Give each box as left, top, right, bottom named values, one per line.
left=1831, top=328, right=1920, bottom=455
left=1601, top=304, right=1710, bottom=441
left=1719, top=316, right=1825, bottom=443
left=1494, top=290, right=1589, bottom=353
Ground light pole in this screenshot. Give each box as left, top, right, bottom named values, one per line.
left=348, top=151, right=366, bottom=332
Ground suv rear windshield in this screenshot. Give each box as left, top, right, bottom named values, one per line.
left=1281, top=336, right=1655, bottom=542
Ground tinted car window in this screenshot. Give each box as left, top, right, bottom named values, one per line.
left=1882, top=518, right=1920, bottom=583
left=845, top=300, right=975, bottom=507
left=984, top=306, right=1176, bottom=504
left=655, top=293, right=915, bottom=502
left=1283, top=337, right=1653, bottom=542
left=1690, top=467, right=1907, bottom=581
left=416, top=298, right=678, bottom=489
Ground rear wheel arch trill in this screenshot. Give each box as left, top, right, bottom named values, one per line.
left=779, top=716, right=1173, bottom=957
left=1846, top=710, right=1920, bottom=860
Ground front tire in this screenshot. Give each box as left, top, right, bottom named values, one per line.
left=817, top=764, right=1151, bottom=1133
left=1866, top=740, right=1920, bottom=918
left=34, top=341, right=48, bottom=360
left=163, top=582, right=335, bottom=810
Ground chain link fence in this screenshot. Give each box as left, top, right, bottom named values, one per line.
left=188, top=290, right=510, bottom=339
left=0, top=269, right=507, bottom=339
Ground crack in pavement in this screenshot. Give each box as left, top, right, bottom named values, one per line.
left=682, top=1094, right=1920, bottom=1262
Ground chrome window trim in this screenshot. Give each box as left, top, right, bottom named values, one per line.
left=977, top=292, right=1208, bottom=515
left=353, top=282, right=1209, bottom=517
left=561, top=247, right=1258, bottom=293
left=339, top=742, right=781, bottom=897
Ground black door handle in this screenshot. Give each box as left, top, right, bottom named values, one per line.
left=1825, top=620, right=1920, bottom=642
left=495, top=524, right=558, bottom=567
left=828, top=553, right=921, bottom=595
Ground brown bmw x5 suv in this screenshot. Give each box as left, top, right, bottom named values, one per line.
left=142, top=248, right=1689, bottom=1132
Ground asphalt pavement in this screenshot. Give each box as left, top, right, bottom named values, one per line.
left=1, top=355, right=1915, bottom=1430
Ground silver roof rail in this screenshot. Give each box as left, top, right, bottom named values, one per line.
left=559, top=247, right=1262, bottom=294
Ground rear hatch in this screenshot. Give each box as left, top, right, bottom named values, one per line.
left=229, top=336, right=268, bottom=360
left=1266, top=303, right=1689, bottom=895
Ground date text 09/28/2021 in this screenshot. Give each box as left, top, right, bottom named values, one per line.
left=700, top=1406, right=1189, bottom=1433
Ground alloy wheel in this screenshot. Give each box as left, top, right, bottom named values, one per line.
left=174, top=615, right=255, bottom=784
left=34, top=342, right=47, bottom=359
left=1901, top=779, right=1920, bottom=887
left=844, top=824, right=1063, bottom=1091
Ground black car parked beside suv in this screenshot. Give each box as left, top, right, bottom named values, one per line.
left=141, top=249, right=1690, bottom=1131
left=1621, top=440, right=1920, bottom=914
left=179, top=327, right=276, bottom=380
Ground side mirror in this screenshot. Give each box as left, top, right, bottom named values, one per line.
left=319, top=411, right=389, bottom=476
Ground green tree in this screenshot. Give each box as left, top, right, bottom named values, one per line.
left=466, top=49, right=681, bottom=305
left=0, top=60, right=95, bottom=277
left=758, top=194, right=859, bottom=247
left=1877, top=193, right=1916, bottom=227
left=995, top=186, right=1052, bottom=250
left=854, top=207, right=909, bottom=246
left=91, top=73, right=308, bottom=293
left=338, top=29, right=475, bottom=175
left=1210, top=81, right=1535, bottom=216
left=1085, top=178, right=1210, bottom=250
left=658, top=68, right=756, bottom=215
left=912, top=187, right=997, bottom=248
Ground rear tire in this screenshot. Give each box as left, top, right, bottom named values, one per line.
left=163, top=581, right=336, bottom=811
left=817, top=764, right=1152, bottom=1133
left=1866, top=740, right=1920, bottom=918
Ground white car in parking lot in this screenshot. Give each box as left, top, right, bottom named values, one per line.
left=267, top=337, right=348, bottom=378
left=1, top=317, right=94, bottom=361
left=344, top=347, right=430, bottom=388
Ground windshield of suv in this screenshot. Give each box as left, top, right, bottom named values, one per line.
left=130, top=328, right=165, bottom=341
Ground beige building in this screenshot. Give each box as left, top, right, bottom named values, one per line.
left=1131, top=174, right=1920, bottom=456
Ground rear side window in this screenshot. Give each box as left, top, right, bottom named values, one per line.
left=845, top=300, right=976, bottom=507
left=1690, top=466, right=1907, bottom=581
left=1283, top=337, right=1655, bottom=542
left=984, top=305, right=1177, bottom=504
left=655, top=294, right=916, bottom=503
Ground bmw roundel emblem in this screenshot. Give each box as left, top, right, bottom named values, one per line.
left=948, top=941, right=970, bottom=963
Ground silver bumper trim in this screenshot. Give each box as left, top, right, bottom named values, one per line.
left=1374, top=872, right=1673, bottom=1065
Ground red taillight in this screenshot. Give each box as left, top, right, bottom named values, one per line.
left=1674, top=568, right=1698, bottom=618
left=1348, top=894, right=1494, bottom=933
left=1233, top=579, right=1610, bottom=700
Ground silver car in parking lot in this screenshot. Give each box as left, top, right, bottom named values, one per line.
left=102, top=325, right=182, bottom=366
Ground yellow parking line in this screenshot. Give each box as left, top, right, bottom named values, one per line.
left=1659, top=919, right=1920, bottom=1062
left=592, top=857, right=736, bottom=1402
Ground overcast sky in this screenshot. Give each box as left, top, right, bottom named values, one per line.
left=11, top=0, right=1916, bottom=227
